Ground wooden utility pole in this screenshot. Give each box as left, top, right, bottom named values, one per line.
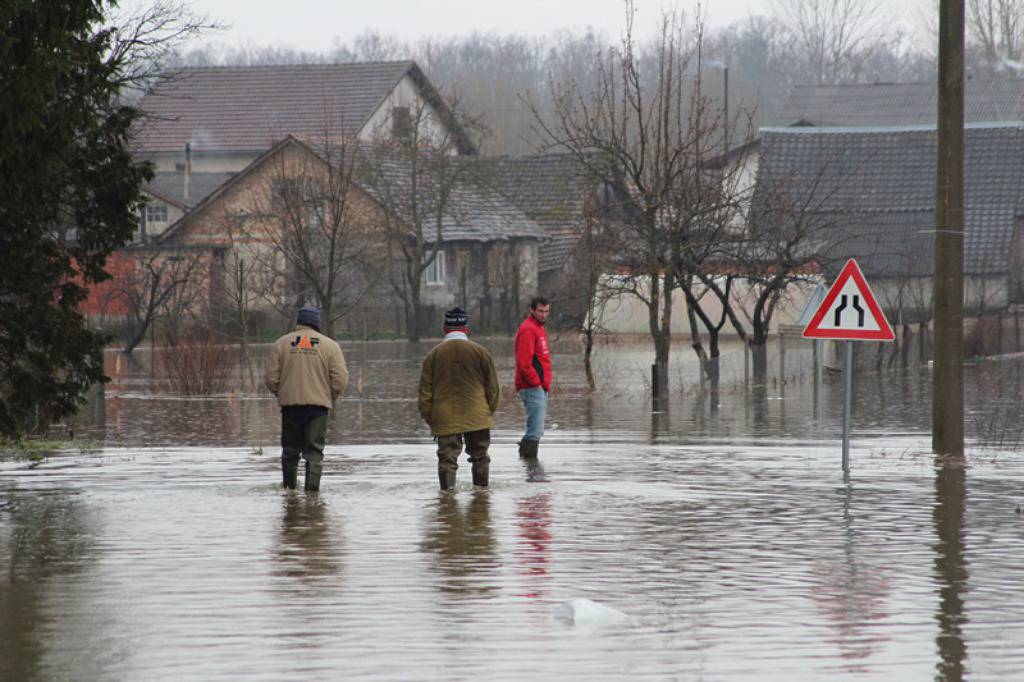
left=933, top=0, right=965, bottom=456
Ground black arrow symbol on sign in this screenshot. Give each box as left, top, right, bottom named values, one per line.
left=834, top=294, right=866, bottom=327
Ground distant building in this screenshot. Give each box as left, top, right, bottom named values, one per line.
left=82, top=62, right=551, bottom=339
left=752, top=123, right=1024, bottom=321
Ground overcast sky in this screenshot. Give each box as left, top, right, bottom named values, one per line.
left=130, top=0, right=929, bottom=55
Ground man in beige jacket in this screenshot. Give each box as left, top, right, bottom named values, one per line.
left=418, top=307, right=500, bottom=490
left=265, top=306, right=348, bottom=492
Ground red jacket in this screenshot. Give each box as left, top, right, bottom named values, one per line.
left=515, top=314, right=552, bottom=391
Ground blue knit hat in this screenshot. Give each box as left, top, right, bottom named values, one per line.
left=297, top=306, right=321, bottom=331
left=443, top=307, right=468, bottom=330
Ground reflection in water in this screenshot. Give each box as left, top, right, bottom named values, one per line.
left=420, top=492, right=498, bottom=599
left=515, top=490, right=553, bottom=601
left=0, top=491, right=96, bottom=681
left=933, top=459, right=968, bottom=682
left=274, top=494, right=340, bottom=584
left=810, top=484, right=893, bottom=670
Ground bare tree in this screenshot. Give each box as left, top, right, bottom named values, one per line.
left=112, top=248, right=203, bottom=355
left=216, top=209, right=279, bottom=388
left=248, top=134, right=381, bottom=337
left=362, top=97, right=485, bottom=341
left=107, top=0, right=221, bottom=96
left=967, top=0, right=1024, bottom=72
left=528, top=5, right=745, bottom=404
left=772, top=0, right=893, bottom=84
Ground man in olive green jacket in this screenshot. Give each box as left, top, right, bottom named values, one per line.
left=418, top=307, right=500, bottom=490
left=266, top=306, right=348, bottom=492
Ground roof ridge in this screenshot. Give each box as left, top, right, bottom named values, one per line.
left=169, top=60, right=415, bottom=72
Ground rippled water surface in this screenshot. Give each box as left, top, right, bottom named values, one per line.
left=3, top=339, right=1024, bottom=680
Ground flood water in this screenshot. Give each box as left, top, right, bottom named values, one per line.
left=2, top=337, right=1024, bottom=680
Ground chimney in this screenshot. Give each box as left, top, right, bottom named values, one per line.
left=183, top=142, right=192, bottom=203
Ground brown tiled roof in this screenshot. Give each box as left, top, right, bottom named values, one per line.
left=774, top=79, right=1024, bottom=127
left=488, top=154, right=595, bottom=272
left=133, top=62, right=417, bottom=153
left=362, top=151, right=545, bottom=243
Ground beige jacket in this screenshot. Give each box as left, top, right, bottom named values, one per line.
left=418, top=334, right=500, bottom=436
left=265, top=325, right=348, bottom=409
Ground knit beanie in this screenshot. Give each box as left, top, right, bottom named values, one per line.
left=443, top=307, right=468, bottom=330
left=297, top=306, right=321, bottom=331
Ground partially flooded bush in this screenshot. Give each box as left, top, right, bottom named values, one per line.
left=159, top=331, right=233, bottom=395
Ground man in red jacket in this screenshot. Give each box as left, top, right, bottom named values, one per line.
left=514, top=296, right=552, bottom=459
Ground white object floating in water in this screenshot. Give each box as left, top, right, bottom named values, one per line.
left=551, top=598, right=628, bottom=626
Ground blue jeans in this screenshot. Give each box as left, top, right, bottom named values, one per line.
left=519, top=387, right=547, bottom=442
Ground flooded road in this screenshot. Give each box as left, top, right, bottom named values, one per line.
left=2, top=339, right=1024, bottom=679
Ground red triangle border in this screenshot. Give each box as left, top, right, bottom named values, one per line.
left=802, top=259, right=896, bottom=341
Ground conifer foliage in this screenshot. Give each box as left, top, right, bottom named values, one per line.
left=0, top=1, right=151, bottom=438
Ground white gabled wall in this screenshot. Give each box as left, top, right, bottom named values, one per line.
left=358, top=74, right=450, bottom=150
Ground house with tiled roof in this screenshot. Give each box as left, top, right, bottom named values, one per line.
left=132, top=61, right=476, bottom=237
left=91, top=134, right=543, bottom=338
left=487, top=154, right=599, bottom=321
left=134, top=61, right=476, bottom=171
left=752, top=123, right=1024, bottom=320
left=773, top=79, right=1024, bottom=128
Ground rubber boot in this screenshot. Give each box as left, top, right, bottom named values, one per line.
left=282, top=454, right=299, bottom=490
left=304, top=460, right=322, bottom=492
left=438, top=467, right=457, bottom=491
left=471, top=460, right=489, bottom=487
left=520, top=438, right=539, bottom=459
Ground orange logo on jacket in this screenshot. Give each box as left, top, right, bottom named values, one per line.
left=290, top=335, right=320, bottom=351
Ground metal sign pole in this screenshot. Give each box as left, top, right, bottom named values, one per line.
left=842, top=340, right=853, bottom=473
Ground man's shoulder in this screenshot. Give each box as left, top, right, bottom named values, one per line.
left=467, top=339, right=494, bottom=357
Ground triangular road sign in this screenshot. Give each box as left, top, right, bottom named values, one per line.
left=802, top=259, right=895, bottom=341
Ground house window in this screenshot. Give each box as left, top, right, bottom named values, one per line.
left=392, top=106, right=412, bottom=140
left=424, top=250, right=446, bottom=286
left=146, top=202, right=168, bottom=224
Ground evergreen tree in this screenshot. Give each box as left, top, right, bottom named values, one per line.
left=0, top=1, right=152, bottom=438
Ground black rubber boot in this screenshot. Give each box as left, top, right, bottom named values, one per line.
left=519, top=438, right=539, bottom=459
left=282, top=454, right=299, bottom=490
left=471, top=461, right=489, bottom=487
left=304, top=461, right=322, bottom=492
left=438, top=467, right=457, bottom=491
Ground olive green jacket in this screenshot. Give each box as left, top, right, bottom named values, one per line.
left=265, top=325, right=348, bottom=409
left=418, top=335, right=500, bottom=436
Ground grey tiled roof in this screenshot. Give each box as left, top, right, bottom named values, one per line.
left=774, top=79, right=1024, bottom=127
left=145, top=171, right=236, bottom=209
left=487, top=154, right=594, bottom=272
left=753, top=125, right=1024, bottom=276
left=133, top=62, right=416, bottom=153
left=362, top=152, right=545, bottom=243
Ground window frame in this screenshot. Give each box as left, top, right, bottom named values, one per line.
left=424, top=249, right=446, bottom=286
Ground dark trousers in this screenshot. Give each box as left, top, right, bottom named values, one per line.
left=281, top=412, right=329, bottom=469
left=436, top=429, right=491, bottom=475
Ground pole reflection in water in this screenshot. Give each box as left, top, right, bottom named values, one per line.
left=274, top=494, right=341, bottom=584
left=933, top=458, right=968, bottom=682
left=811, top=483, right=893, bottom=671
left=420, top=491, right=498, bottom=600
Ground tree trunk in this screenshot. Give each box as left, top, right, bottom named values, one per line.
left=750, top=340, right=769, bottom=384
left=407, top=279, right=422, bottom=342
left=584, top=337, right=596, bottom=390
